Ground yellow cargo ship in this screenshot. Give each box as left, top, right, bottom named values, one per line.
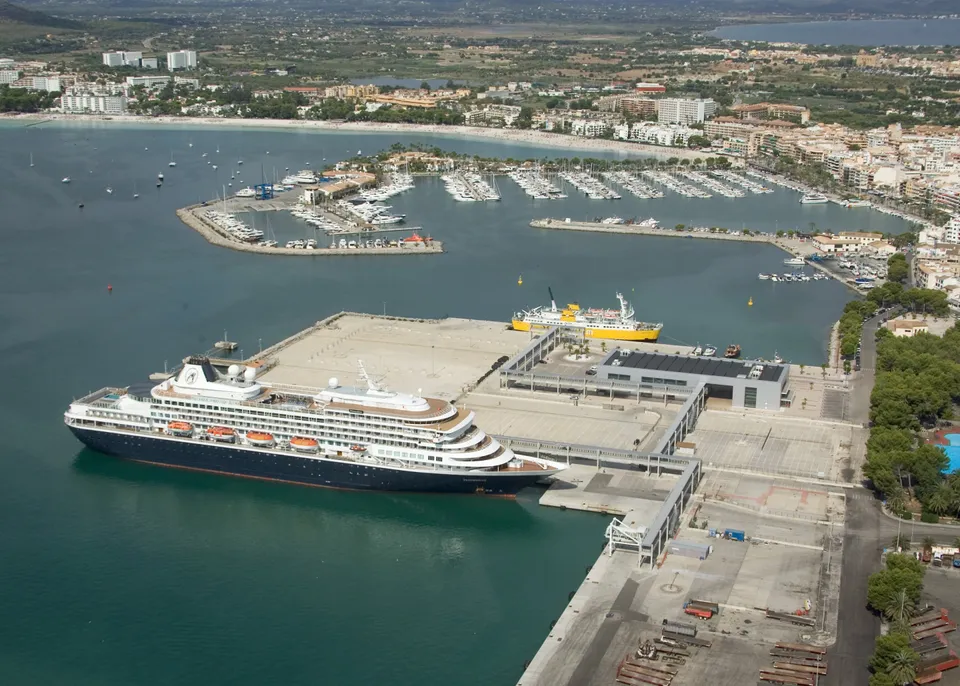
left=511, top=290, right=662, bottom=342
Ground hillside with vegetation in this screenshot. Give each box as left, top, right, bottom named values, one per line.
left=0, top=0, right=80, bottom=28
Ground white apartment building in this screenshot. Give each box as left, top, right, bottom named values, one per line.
left=944, top=216, right=960, bottom=244
left=60, top=94, right=127, bottom=115
left=166, top=50, right=198, bottom=71
left=0, top=69, right=20, bottom=84
left=125, top=75, right=171, bottom=89
left=102, top=51, right=143, bottom=67
left=615, top=122, right=694, bottom=147
left=657, top=98, right=717, bottom=125
left=570, top=119, right=608, bottom=137
left=30, top=76, right=61, bottom=92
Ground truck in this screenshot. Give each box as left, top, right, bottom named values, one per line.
left=684, top=605, right=713, bottom=620
left=723, top=529, right=746, bottom=542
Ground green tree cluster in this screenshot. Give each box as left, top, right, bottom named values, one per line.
left=887, top=253, right=908, bottom=284
left=865, top=321, right=960, bottom=518
left=866, top=554, right=924, bottom=685
left=0, top=85, right=59, bottom=113
left=839, top=299, right=876, bottom=358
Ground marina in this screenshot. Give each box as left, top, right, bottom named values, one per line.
left=601, top=171, right=665, bottom=199
left=179, top=204, right=442, bottom=255
left=508, top=169, right=567, bottom=199
left=641, top=170, right=712, bottom=199
left=1, top=122, right=911, bottom=686
left=557, top=171, right=621, bottom=200
left=441, top=170, right=501, bottom=201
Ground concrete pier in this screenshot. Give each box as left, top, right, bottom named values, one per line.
left=168, top=312, right=853, bottom=686
left=176, top=204, right=443, bottom=256
left=530, top=218, right=865, bottom=292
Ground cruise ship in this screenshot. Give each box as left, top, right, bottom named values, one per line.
left=64, top=358, right=564, bottom=495
left=799, top=193, right=828, bottom=204
left=512, top=290, right=662, bottom=342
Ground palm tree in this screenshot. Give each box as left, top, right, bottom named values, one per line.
left=893, top=533, right=911, bottom=551
left=886, top=650, right=917, bottom=685
left=922, top=536, right=935, bottom=554
left=926, top=483, right=954, bottom=516
left=887, top=488, right=908, bottom=515
left=884, top=589, right=915, bottom=626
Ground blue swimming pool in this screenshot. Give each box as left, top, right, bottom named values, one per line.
left=942, top=434, right=960, bottom=472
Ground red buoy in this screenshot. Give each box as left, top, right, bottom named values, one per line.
left=107, top=284, right=113, bottom=292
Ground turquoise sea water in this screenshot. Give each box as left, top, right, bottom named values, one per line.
left=0, top=120, right=912, bottom=685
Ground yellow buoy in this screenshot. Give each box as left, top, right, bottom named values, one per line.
left=518, top=275, right=523, bottom=286
left=748, top=297, right=754, bottom=307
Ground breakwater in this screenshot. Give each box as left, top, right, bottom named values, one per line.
left=177, top=205, right=443, bottom=256
left=530, top=218, right=865, bottom=293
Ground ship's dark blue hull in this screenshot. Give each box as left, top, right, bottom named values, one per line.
left=69, top=426, right=545, bottom=495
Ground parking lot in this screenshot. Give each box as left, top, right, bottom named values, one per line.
left=686, top=410, right=853, bottom=480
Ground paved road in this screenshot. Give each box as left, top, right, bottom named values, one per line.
left=848, top=312, right=883, bottom=426
left=827, top=311, right=884, bottom=683
left=826, top=494, right=884, bottom=685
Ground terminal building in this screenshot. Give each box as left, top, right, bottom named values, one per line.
left=598, top=349, right=789, bottom=410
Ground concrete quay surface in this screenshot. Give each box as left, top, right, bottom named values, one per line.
left=177, top=205, right=443, bottom=256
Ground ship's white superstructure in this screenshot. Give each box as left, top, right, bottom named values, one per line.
left=64, top=358, right=561, bottom=482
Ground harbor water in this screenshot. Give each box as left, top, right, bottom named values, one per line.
left=0, top=120, right=912, bottom=685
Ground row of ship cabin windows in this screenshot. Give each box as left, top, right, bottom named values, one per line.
left=154, top=409, right=430, bottom=443
left=380, top=448, right=441, bottom=462
left=161, top=398, right=444, bottom=429
left=158, top=401, right=447, bottom=435
left=154, top=411, right=440, bottom=449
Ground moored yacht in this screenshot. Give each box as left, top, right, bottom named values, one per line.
left=64, top=359, right=563, bottom=495
left=799, top=193, right=828, bottom=204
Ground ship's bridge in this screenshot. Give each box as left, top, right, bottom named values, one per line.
left=161, top=356, right=265, bottom=402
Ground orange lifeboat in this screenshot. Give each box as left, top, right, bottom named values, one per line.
left=167, top=421, right=193, bottom=436
left=246, top=431, right=275, bottom=447
left=290, top=436, right=319, bottom=452
left=206, top=426, right=236, bottom=442
left=403, top=232, right=423, bottom=243
left=349, top=444, right=366, bottom=452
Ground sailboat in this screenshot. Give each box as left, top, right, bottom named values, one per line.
left=133, top=181, right=139, bottom=199
left=29, top=153, right=34, bottom=168
left=106, top=186, right=113, bottom=194
left=168, top=152, right=177, bottom=168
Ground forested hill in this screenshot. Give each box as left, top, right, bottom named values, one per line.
left=0, top=0, right=81, bottom=28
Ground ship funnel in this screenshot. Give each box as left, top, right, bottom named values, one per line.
left=548, top=286, right=557, bottom=311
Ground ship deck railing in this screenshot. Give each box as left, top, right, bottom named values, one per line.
left=75, top=387, right=126, bottom=406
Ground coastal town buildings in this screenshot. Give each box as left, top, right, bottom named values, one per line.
left=166, top=50, right=198, bottom=72
left=102, top=51, right=150, bottom=68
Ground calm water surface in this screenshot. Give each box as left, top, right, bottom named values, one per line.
left=0, top=120, right=910, bottom=685
left=711, top=18, right=960, bottom=46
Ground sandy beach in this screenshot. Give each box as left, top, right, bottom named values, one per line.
left=6, top=112, right=711, bottom=160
